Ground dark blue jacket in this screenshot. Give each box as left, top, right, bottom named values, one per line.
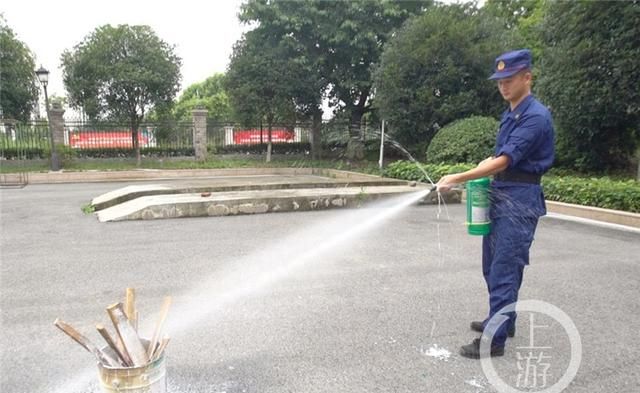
left=492, top=94, right=555, bottom=218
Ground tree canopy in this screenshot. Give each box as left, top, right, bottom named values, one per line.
left=238, top=0, right=429, bottom=158
left=225, top=26, right=323, bottom=161
left=484, top=0, right=545, bottom=60
left=0, top=18, right=39, bottom=121
left=173, top=74, right=233, bottom=122
left=226, top=29, right=304, bottom=126
left=373, top=4, right=510, bottom=151
left=537, top=0, right=640, bottom=171
left=61, top=24, right=181, bottom=123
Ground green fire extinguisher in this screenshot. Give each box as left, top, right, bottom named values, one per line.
left=466, top=177, right=491, bottom=235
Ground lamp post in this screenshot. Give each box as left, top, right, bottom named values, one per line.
left=35, top=66, right=60, bottom=171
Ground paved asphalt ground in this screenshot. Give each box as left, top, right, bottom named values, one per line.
left=1, top=179, right=639, bottom=393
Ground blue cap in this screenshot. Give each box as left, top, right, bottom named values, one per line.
left=488, top=49, right=532, bottom=80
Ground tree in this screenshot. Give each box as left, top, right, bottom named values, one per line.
left=0, top=18, right=39, bottom=121
left=240, top=0, right=429, bottom=159
left=484, top=0, right=542, bottom=29
left=173, top=74, right=233, bottom=123
left=61, top=24, right=182, bottom=165
left=238, top=0, right=326, bottom=159
left=537, top=1, right=640, bottom=172
left=225, top=28, right=317, bottom=162
left=373, top=4, right=510, bottom=154
left=484, top=0, right=545, bottom=60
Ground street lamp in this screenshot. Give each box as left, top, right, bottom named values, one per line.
left=35, top=66, right=60, bottom=171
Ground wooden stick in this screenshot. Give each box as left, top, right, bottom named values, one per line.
left=147, top=296, right=172, bottom=360
left=113, top=327, right=130, bottom=365
left=54, top=319, right=117, bottom=367
left=106, top=302, right=148, bottom=367
left=96, top=324, right=132, bottom=367
left=151, top=336, right=170, bottom=362
left=125, top=288, right=136, bottom=330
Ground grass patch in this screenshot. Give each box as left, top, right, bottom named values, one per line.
left=81, top=203, right=95, bottom=214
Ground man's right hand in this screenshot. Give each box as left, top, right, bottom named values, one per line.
left=436, top=174, right=461, bottom=192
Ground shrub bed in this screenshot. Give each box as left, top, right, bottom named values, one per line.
left=542, top=176, right=640, bottom=213
left=384, top=160, right=640, bottom=212
left=383, top=160, right=474, bottom=183
left=426, top=116, right=498, bottom=164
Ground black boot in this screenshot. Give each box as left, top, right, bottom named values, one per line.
left=460, top=338, right=504, bottom=359
left=470, top=320, right=515, bottom=337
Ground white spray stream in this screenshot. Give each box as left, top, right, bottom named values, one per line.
left=165, top=189, right=431, bottom=334
left=50, top=189, right=431, bottom=393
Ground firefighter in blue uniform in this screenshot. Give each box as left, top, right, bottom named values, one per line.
left=437, top=49, right=555, bottom=359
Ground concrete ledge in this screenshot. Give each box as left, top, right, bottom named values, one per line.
left=96, top=185, right=431, bottom=222
left=91, top=179, right=409, bottom=211
left=546, top=201, right=640, bottom=229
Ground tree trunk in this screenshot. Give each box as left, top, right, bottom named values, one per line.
left=131, top=118, right=141, bottom=167
left=266, top=122, right=273, bottom=163
left=636, top=146, right=640, bottom=181
left=345, top=90, right=369, bottom=161
left=346, top=110, right=365, bottom=161
left=260, top=121, right=264, bottom=144
left=311, top=107, right=323, bottom=160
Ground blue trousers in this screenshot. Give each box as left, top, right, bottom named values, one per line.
left=481, top=216, right=538, bottom=347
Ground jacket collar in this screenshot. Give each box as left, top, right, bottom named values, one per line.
left=505, top=94, right=534, bottom=120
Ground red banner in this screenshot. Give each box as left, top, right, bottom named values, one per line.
left=233, top=129, right=295, bottom=144
left=68, top=130, right=154, bottom=149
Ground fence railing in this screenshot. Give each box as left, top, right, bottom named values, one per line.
left=205, top=120, right=383, bottom=147
left=64, top=121, right=194, bottom=151
left=0, top=120, right=195, bottom=159
left=1, top=117, right=386, bottom=160
left=0, top=120, right=50, bottom=153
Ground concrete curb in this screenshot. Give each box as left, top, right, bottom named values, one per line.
left=546, top=201, right=640, bottom=229
left=459, top=191, right=638, bottom=230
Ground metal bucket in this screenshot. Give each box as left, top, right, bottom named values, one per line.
left=97, top=340, right=166, bottom=393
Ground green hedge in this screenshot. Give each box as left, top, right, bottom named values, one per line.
left=383, top=160, right=474, bottom=183
left=0, top=147, right=196, bottom=160
left=215, top=142, right=311, bottom=155
left=426, top=116, right=498, bottom=164
left=542, top=176, right=640, bottom=213
left=384, top=160, right=640, bottom=212
left=72, top=147, right=195, bottom=158
left=0, top=147, right=47, bottom=159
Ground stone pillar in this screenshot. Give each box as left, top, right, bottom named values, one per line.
left=294, top=126, right=302, bottom=142
left=191, top=108, right=208, bottom=160
left=49, top=103, right=65, bottom=147
left=224, top=126, right=234, bottom=146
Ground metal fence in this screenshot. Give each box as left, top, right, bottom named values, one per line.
left=205, top=120, right=386, bottom=148
left=0, top=120, right=38, bottom=186
left=0, top=119, right=195, bottom=159
left=64, top=121, right=194, bottom=151
left=0, top=120, right=50, bottom=157
left=1, top=117, right=385, bottom=161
